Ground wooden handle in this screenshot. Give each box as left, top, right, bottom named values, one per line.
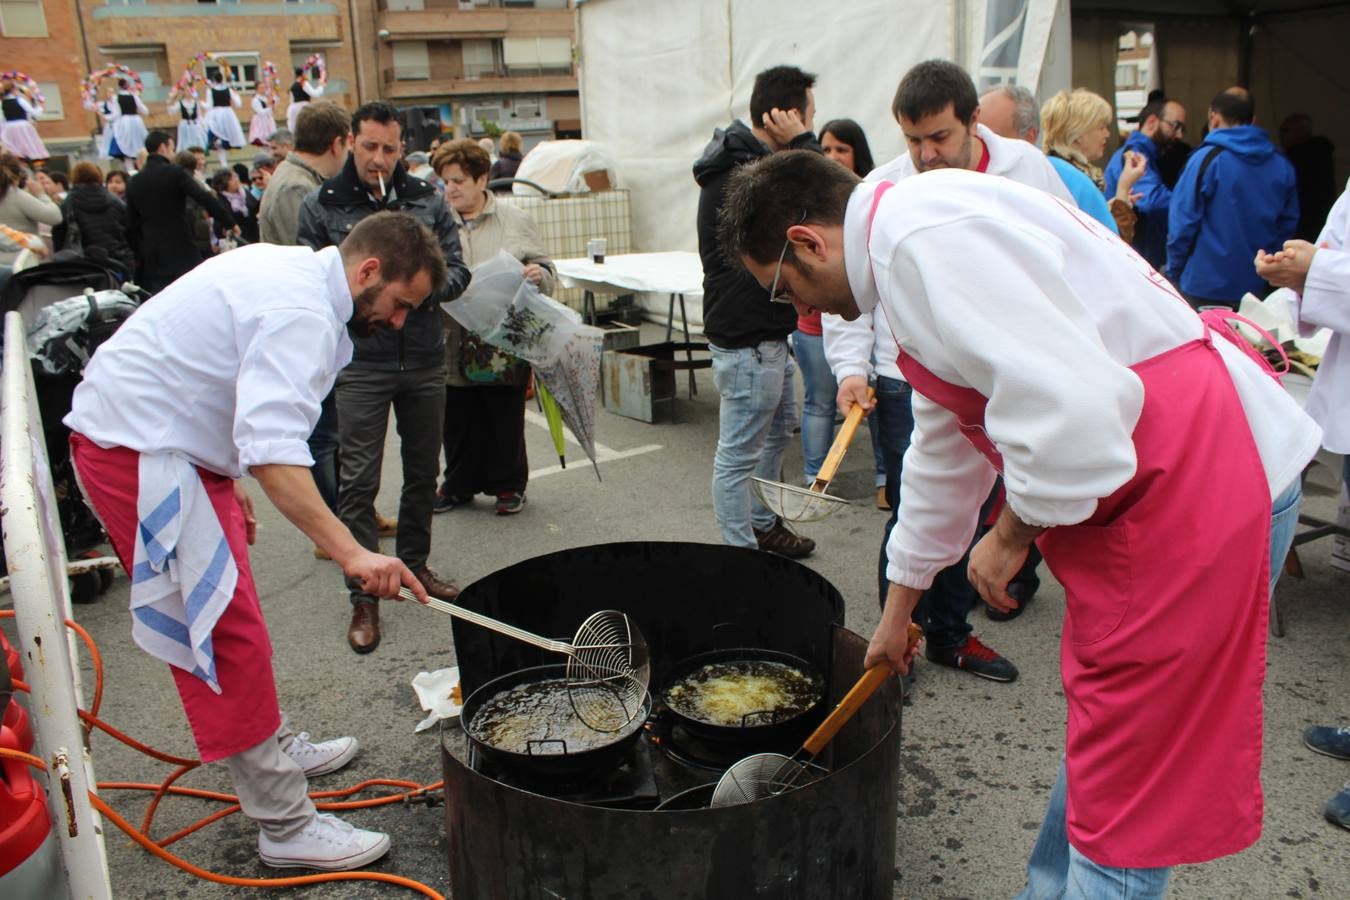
left=810, top=387, right=875, bottom=490
left=801, top=664, right=890, bottom=756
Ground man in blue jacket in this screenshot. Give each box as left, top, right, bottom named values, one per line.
left=1166, top=88, right=1298, bottom=310
left=1104, top=98, right=1187, bottom=270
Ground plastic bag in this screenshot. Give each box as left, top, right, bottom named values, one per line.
left=441, top=250, right=581, bottom=368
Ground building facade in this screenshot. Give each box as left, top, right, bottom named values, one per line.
left=0, top=0, right=578, bottom=162
left=0, top=0, right=93, bottom=152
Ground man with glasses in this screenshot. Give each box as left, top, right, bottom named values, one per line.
left=693, top=64, right=821, bottom=558
left=1104, top=97, right=1188, bottom=270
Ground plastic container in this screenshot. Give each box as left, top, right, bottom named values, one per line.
left=0, top=723, right=60, bottom=897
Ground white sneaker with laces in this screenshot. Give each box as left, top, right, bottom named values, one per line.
left=284, top=732, right=359, bottom=777
left=258, top=812, right=390, bottom=871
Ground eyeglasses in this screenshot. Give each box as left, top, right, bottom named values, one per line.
left=767, top=212, right=807, bottom=304
left=1162, top=119, right=1186, bottom=135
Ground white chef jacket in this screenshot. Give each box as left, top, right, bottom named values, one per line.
left=823, top=123, right=1074, bottom=385
left=843, top=172, right=1322, bottom=590
left=1295, top=177, right=1350, bottom=453
left=65, top=244, right=355, bottom=479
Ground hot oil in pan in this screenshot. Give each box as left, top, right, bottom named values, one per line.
left=471, top=677, right=626, bottom=754
left=666, top=660, right=819, bottom=727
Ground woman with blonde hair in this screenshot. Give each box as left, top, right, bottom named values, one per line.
left=489, top=130, right=524, bottom=187
left=1041, top=88, right=1145, bottom=240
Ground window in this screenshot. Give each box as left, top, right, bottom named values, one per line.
left=35, top=83, right=61, bottom=120
left=502, top=36, right=571, bottom=75
left=511, top=97, right=540, bottom=119
left=387, top=0, right=424, bottom=9
left=462, top=39, right=497, bottom=79
left=109, top=52, right=169, bottom=101
left=392, top=42, right=431, bottom=81
left=0, top=0, right=47, bottom=37
left=206, top=52, right=260, bottom=90
left=1115, top=64, right=1131, bottom=90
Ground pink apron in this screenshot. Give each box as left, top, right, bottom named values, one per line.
left=866, top=183, right=1272, bottom=867
left=69, top=433, right=281, bottom=763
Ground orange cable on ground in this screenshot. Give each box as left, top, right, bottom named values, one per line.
left=1, top=613, right=448, bottom=896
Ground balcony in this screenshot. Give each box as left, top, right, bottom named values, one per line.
left=375, top=0, right=571, bottom=40
left=92, top=2, right=340, bottom=20
left=380, top=65, right=574, bottom=100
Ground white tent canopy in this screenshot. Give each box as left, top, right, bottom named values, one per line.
left=575, top=0, right=1066, bottom=263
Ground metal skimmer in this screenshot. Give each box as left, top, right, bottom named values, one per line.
left=750, top=387, right=874, bottom=524
left=403, top=588, right=650, bottom=732
left=710, top=623, right=922, bottom=807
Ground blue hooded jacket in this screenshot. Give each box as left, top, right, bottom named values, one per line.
left=1104, top=130, right=1171, bottom=270
left=1166, top=124, right=1298, bottom=303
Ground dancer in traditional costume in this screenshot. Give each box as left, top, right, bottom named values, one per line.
left=204, top=72, right=246, bottom=168
left=109, top=79, right=149, bottom=173
left=1, top=78, right=49, bottom=162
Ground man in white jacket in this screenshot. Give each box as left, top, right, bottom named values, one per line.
left=1256, top=177, right=1350, bottom=831
left=721, top=148, right=1317, bottom=900
left=824, top=60, right=1073, bottom=685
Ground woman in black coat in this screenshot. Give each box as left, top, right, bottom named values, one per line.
left=54, top=162, right=134, bottom=276
left=489, top=129, right=524, bottom=190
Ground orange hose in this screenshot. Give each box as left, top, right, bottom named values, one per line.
left=0, top=746, right=446, bottom=898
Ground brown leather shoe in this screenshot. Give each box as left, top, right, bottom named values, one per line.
left=413, top=566, right=460, bottom=601
left=375, top=514, right=398, bottom=537
left=347, top=602, right=380, bottom=654
left=753, top=518, right=816, bottom=559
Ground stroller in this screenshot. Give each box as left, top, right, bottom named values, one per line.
left=0, top=255, right=141, bottom=601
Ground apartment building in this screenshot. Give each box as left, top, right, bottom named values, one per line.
left=354, top=0, right=578, bottom=148
left=74, top=0, right=361, bottom=141
left=1, top=0, right=578, bottom=160
left=0, top=0, right=94, bottom=152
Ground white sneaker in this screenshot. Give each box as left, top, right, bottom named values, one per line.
left=284, top=732, right=359, bottom=777
left=258, top=812, right=391, bottom=871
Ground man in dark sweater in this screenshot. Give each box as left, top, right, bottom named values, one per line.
left=694, top=65, right=820, bottom=558
left=126, top=130, right=237, bottom=294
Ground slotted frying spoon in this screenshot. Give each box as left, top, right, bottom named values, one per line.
left=751, top=387, right=875, bottom=523
left=710, top=622, right=922, bottom=807
left=401, top=588, right=650, bottom=733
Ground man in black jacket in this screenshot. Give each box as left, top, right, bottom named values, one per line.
left=297, top=102, right=471, bottom=654
left=694, top=65, right=819, bottom=559
left=126, top=131, right=237, bottom=294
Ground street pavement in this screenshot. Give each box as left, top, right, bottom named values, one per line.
left=3, top=323, right=1347, bottom=898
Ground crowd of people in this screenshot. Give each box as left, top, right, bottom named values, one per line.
left=0, top=94, right=556, bottom=872
left=2, top=48, right=1343, bottom=890
left=699, top=58, right=1348, bottom=896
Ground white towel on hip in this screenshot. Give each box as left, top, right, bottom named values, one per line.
left=131, top=453, right=238, bottom=694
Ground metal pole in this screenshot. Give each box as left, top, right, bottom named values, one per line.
left=2, top=311, right=113, bottom=899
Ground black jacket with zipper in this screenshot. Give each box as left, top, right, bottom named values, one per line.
left=296, top=155, right=471, bottom=371
left=693, top=120, right=820, bottom=349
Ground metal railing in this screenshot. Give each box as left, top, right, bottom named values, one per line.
left=1, top=311, right=113, bottom=899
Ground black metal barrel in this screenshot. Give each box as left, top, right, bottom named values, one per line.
left=442, top=541, right=902, bottom=900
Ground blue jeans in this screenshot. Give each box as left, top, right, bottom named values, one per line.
left=1017, top=762, right=1172, bottom=900
left=1268, top=476, right=1302, bottom=596
left=1017, top=479, right=1304, bottom=898
left=791, top=330, right=885, bottom=485
left=792, top=330, right=836, bottom=483
left=710, top=340, right=798, bottom=548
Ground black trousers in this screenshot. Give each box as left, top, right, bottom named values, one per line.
left=441, top=384, right=528, bottom=497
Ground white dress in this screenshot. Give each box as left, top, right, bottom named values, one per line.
left=96, top=99, right=117, bottom=160
left=285, top=79, right=323, bottom=133
left=174, top=98, right=209, bottom=151
left=1294, top=178, right=1350, bottom=454
left=248, top=95, right=277, bottom=145
left=109, top=91, right=149, bottom=160
left=0, top=93, right=49, bottom=160
left=203, top=85, right=246, bottom=149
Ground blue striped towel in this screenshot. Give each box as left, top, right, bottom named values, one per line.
left=130, top=454, right=239, bottom=695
